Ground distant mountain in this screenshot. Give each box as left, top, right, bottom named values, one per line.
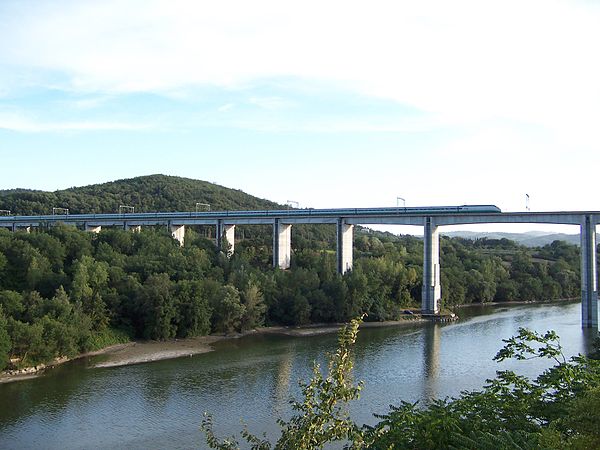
left=441, top=231, right=580, bottom=247
left=0, top=174, right=282, bottom=215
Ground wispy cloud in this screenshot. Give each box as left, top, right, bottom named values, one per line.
left=66, top=96, right=113, bottom=110
left=1, top=0, right=598, bottom=131
left=0, top=112, right=150, bottom=133
left=217, top=103, right=235, bottom=112
left=248, top=96, right=293, bottom=110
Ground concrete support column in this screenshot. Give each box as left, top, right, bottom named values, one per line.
left=216, top=220, right=235, bottom=256
left=85, top=225, right=102, bottom=233
left=12, top=225, right=31, bottom=233
left=170, top=224, right=185, bottom=247
left=422, top=217, right=441, bottom=314
left=336, top=219, right=353, bottom=274
left=125, top=224, right=142, bottom=233
left=581, top=216, right=598, bottom=328
left=273, top=219, right=292, bottom=269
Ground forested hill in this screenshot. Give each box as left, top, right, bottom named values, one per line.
left=0, top=175, right=282, bottom=215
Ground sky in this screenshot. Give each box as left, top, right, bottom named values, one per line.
left=0, top=0, right=598, bottom=234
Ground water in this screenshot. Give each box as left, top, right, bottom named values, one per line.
left=0, top=301, right=596, bottom=449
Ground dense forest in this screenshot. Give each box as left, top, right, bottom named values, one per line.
left=0, top=174, right=282, bottom=215
left=0, top=176, right=584, bottom=371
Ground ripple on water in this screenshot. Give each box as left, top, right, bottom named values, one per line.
left=0, top=301, right=588, bottom=448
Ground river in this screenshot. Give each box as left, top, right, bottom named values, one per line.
left=0, top=301, right=596, bottom=449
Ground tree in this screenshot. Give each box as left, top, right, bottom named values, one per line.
left=71, top=255, right=110, bottom=330
left=0, top=290, right=24, bottom=320
left=0, top=306, right=11, bottom=371
left=174, top=280, right=212, bottom=337
left=240, top=282, right=266, bottom=330
left=210, top=285, right=245, bottom=334
left=202, top=317, right=366, bottom=449
left=368, top=328, right=600, bottom=449
left=137, top=273, right=177, bottom=340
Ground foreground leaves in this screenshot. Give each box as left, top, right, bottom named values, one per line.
left=202, top=316, right=365, bottom=449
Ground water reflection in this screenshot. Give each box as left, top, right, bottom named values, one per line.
left=0, top=301, right=591, bottom=449
left=581, top=327, right=600, bottom=356
left=422, top=324, right=441, bottom=400
left=272, top=347, right=293, bottom=417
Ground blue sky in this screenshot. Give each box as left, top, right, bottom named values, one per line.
left=0, top=0, right=599, bottom=234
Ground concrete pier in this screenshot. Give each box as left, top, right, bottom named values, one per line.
left=422, top=217, right=441, bottom=314
left=336, top=219, right=353, bottom=274
left=170, top=224, right=185, bottom=247
left=1, top=205, right=599, bottom=328
left=125, top=224, right=142, bottom=233
left=581, top=216, right=598, bottom=328
left=273, top=220, right=292, bottom=269
left=216, top=220, right=235, bottom=256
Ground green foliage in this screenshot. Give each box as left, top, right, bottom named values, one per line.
left=0, top=174, right=283, bottom=215
left=202, top=322, right=600, bottom=449
left=210, top=285, right=245, bottom=334
left=84, top=327, right=131, bottom=352
left=367, top=327, right=600, bottom=449
left=174, top=280, right=212, bottom=337
left=137, top=273, right=177, bottom=340
left=0, top=174, right=584, bottom=371
left=202, top=316, right=366, bottom=449
left=240, top=282, right=266, bottom=330
left=0, top=306, right=11, bottom=371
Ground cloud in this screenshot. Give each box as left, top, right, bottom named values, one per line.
left=217, top=103, right=235, bottom=112
left=248, top=96, right=293, bottom=110
left=0, top=112, right=149, bottom=132
left=1, top=0, right=598, bottom=128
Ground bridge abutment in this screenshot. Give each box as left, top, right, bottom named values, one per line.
left=337, top=219, right=353, bottom=274
left=581, top=216, right=598, bottom=328
left=273, top=220, right=291, bottom=269
left=422, top=217, right=441, bottom=314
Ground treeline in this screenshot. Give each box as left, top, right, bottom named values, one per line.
left=0, top=174, right=282, bottom=215
left=0, top=226, right=582, bottom=371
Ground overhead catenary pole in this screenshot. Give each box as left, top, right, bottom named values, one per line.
left=195, top=202, right=210, bottom=213
left=286, top=200, right=299, bottom=210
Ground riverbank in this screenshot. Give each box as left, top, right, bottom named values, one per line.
left=6, top=301, right=569, bottom=384
left=90, top=317, right=431, bottom=367
left=452, top=297, right=578, bottom=310
left=0, top=316, right=429, bottom=383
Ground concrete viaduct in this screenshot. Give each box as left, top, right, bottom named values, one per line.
left=1, top=205, right=598, bottom=328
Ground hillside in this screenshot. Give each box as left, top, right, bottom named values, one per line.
left=0, top=174, right=282, bottom=215
left=442, top=231, right=580, bottom=247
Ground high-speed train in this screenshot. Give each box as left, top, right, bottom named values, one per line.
left=0, top=205, right=501, bottom=222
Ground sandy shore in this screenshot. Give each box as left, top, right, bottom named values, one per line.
left=0, top=316, right=427, bottom=383
left=94, top=318, right=427, bottom=367
left=259, top=317, right=426, bottom=337
left=91, top=335, right=225, bottom=368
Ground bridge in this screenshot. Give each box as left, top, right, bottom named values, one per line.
left=1, top=205, right=598, bottom=329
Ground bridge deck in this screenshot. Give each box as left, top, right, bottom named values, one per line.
left=1, top=206, right=598, bottom=227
